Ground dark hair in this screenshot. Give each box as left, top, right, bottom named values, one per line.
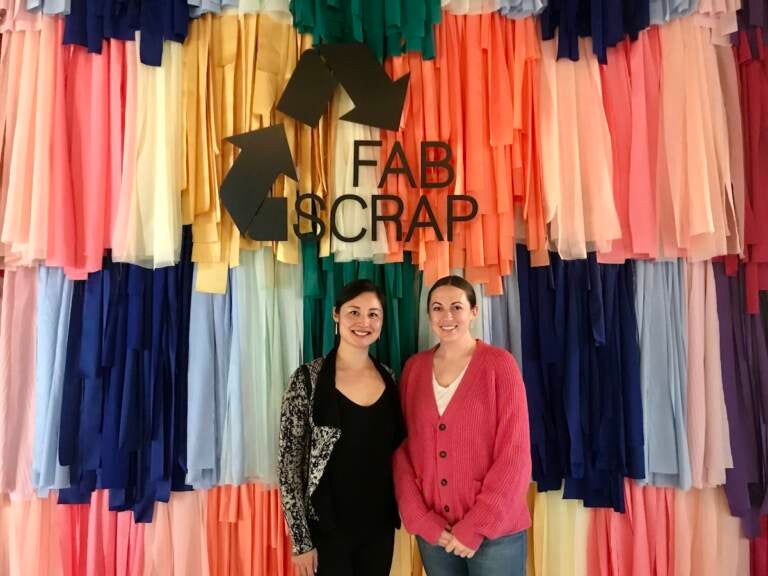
left=426, top=275, right=477, bottom=310
left=334, top=279, right=385, bottom=313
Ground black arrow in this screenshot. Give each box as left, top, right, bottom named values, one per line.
left=277, top=43, right=409, bottom=132
left=276, top=49, right=338, bottom=127
left=316, top=43, right=409, bottom=131
left=220, top=124, right=298, bottom=242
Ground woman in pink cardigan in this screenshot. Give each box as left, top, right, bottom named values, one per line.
left=393, top=275, right=531, bottom=575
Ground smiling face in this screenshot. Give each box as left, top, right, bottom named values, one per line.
left=333, top=291, right=383, bottom=350
left=428, top=285, right=478, bottom=343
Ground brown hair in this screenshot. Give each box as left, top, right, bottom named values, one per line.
left=334, top=279, right=385, bottom=314
left=426, top=275, right=477, bottom=310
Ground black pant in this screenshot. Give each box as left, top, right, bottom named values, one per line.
left=312, top=527, right=395, bottom=576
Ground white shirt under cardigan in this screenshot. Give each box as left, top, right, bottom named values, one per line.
left=432, top=364, right=469, bottom=416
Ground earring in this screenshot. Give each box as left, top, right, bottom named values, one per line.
left=334, top=322, right=338, bottom=336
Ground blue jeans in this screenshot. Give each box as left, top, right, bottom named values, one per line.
left=417, top=531, right=527, bottom=576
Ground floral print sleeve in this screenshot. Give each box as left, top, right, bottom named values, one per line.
left=278, top=365, right=313, bottom=555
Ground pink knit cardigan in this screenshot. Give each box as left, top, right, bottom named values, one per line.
left=393, top=340, right=532, bottom=550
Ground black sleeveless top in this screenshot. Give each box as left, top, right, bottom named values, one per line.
left=313, top=387, right=399, bottom=535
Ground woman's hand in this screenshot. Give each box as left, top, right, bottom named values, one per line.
left=438, top=529, right=453, bottom=547
left=293, top=549, right=318, bottom=576
left=444, top=535, right=476, bottom=558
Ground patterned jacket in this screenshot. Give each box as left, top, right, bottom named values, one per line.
left=278, top=352, right=403, bottom=555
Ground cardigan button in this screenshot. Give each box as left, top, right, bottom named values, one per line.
left=441, top=479, right=448, bottom=487
left=444, top=505, right=450, bottom=513
left=439, top=423, right=446, bottom=431
left=439, top=451, right=447, bottom=458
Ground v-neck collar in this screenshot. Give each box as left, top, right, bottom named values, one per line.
left=428, top=339, right=484, bottom=421
left=313, top=347, right=398, bottom=429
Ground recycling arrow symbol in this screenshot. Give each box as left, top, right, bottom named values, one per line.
left=220, top=42, right=410, bottom=241
left=219, top=125, right=297, bottom=242
left=277, top=43, right=410, bottom=131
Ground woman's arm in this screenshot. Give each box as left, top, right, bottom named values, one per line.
left=392, top=361, right=449, bottom=545
left=450, top=352, right=532, bottom=551
left=393, top=440, right=449, bottom=544
left=278, top=367, right=314, bottom=556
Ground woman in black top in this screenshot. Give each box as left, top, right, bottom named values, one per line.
left=278, top=279, right=404, bottom=576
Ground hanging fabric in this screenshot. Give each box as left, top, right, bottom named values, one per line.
left=695, top=0, right=740, bottom=45
left=442, top=0, right=549, bottom=15
left=752, top=516, right=768, bottom=576
left=186, top=269, right=241, bottom=488
left=26, top=0, right=70, bottom=15
left=728, top=29, right=768, bottom=314
left=181, top=15, right=322, bottom=294
left=0, top=24, right=136, bottom=279
left=0, top=493, right=62, bottom=576
left=482, top=268, right=524, bottom=365
left=656, top=17, right=739, bottom=261
left=57, top=229, right=194, bottom=522
left=686, top=261, right=733, bottom=488
left=33, top=267, right=75, bottom=496
left=517, top=246, right=644, bottom=511
left=587, top=480, right=675, bottom=576
left=635, top=260, right=691, bottom=489
left=113, top=41, right=184, bottom=269
left=674, top=487, right=750, bottom=576
left=714, top=261, right=768, bottom=537
left=539, top=0, right=650, bottom=63
left=714, top=36, right=746, bottom=256
left=236, top=248, right=303, bottom=483
left=63, top=0, right=188, bottom=66
left=0, top=18, right=59, bottom=267
left=536, top=35, right=620, bottom=260
left=442, top=0, right=501, bottom=14
left=649, top=0, right=699, bottom=25
left=596, top=29, right=661, bottom=263
left=500, top=0, right=548, bottom=18
left=143, top=491, right=209, bottom=576
left=0, top=267, right=38, bottom=498
left=56, top=490, right=145, bottom=576
left=329, top=90, right=388, bottom=261
left=528, top=488, right=589, bottom=576
left=206, top=484, right=294, bottom=576
left=0, top=0, right=42, bottom=30
left=382, top=13, right=542, bottom=294
left=737, top=0, right=768, bottom=29
left=58, top=40, right=135, bottom=278
left=290, top=0, right=442, bottom=61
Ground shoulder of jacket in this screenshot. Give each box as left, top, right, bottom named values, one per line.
left=399, top=351, right=433, bottom=390
left=291, top=358, right=323, bottom=378
left=479, top=344, right=523, bottom=386
left=404, top=349, right=433, bottom=369
left=306, top=357, right=325, bottom=374
left=289, top=358, right=324, bottom=385
left=481, top=342, right=514, bottom=363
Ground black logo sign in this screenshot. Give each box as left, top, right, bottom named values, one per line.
left=219, top=42, right=478, bottom=243
left=277, top=43, right=410, bottom=131
left=219, top=125, right=297, bottom=242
